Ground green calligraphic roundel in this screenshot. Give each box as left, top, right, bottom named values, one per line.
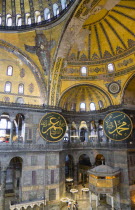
left=39, top=112, right=67, bottom=142
left=103, top=111, right=133, bottom=141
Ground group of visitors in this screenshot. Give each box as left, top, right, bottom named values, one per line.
left=67, top=200, right=79, bottom=210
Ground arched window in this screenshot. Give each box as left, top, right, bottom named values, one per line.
left=44, top=8, right=50, bottom=20
left=16, top=15, right=22, bottom=26
left=25, top=13, right=31, bottom=25
left=81, top=66, right=87, bottom=76
left=0, top=113, right=11, bottom=142
left=28, top=17, right=31, bottom=25
left=80, top=102, right=86, bottom=111
left=61, top=0, right=67, bottom=9
left=18, top=84, right=24, bottom=94
left=53, top=3, right=59, bottom=16
left=37, top=15, right=41, bottom=23
left=14, top=114, right=25, bottom=141
left=107, top=63, right=114, bottom=73
left=5, top=82, right=11, bottom=93
left=6, top=14, right=12, bottom=26
left=35, top=11, right=41, bottom=23
left=90, top=102, right=96, bottom=111
left=16, top=97, right=24, bottom=104
left=7, top=66, right=13, bottom=76
left=71, top=103, right=76, bottom=111
left=0, top=14, right=2, bottom=25
left=98, top=100, right=104, bottom=109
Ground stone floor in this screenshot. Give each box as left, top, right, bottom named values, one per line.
left=6, top=184, right=113, bottom=210
left=59, top=184, right=112, bottom=210
left=60, top=198, right=112, bottom=210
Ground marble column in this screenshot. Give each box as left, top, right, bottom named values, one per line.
left=96, top=194, right=99, bottom=209
left=89, top=191, right=92, bottom=209
left=9, top=117, right=15, bottom=144
left=0, top=167, right=7, bottom=210
left=111, top=195, right=114, bottom=210
left=74, top=164, right=78, bottom=186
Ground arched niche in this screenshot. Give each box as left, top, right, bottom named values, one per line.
left=59, top=84, right=112, bottom=111
left=95, top=154, right=105, bottom=166
left=78, top=154, right=91, bottom=186
left=6, top=157, right=23, bottom=199
left=0, top=40, right=46, bottom=104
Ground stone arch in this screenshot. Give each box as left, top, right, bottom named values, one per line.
left=121, top=73, right=135, bottom=105
left=78, top=154, right=91, bottom=186
left=0, top=39, right=47, bottom=104
left=78, top=154, right=91, bottom=167
left=95, top=154, right=105, bottom=166
left=6, top=156, right=23, bottom=200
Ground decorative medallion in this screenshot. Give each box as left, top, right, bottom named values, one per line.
left=39, top=112, right=67, bottom=142
left=20, top=68, right=25, bottom=78
left=108, top=82, right=121, bottom=94
left=103, top=111, right=133, bottom=141
left=3, top=97, right=10, bottom=102
left=29, top=83, right=34, bottom=93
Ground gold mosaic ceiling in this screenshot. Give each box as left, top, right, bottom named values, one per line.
left=61, top=0, right=135, bottom=62
left=59, top=85, right=111, bottom=111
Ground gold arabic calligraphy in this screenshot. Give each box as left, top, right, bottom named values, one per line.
left=41, top=117, right=64, bottom=139
left=108, top=120, right=129, bottom=136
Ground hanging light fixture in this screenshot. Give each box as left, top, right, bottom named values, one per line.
left=70, top=189, right=78, bottom=193
left=60, top=197, right=70, bottom=203
left=81, top=187, right=89, bottom=192
left=66, top=177, right=73, bottom=182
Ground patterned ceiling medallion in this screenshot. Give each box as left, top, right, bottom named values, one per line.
left=108, top=82, right=121, bottom=94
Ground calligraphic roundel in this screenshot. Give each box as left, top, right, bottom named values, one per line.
left=39, top=112, right=67, bottom=142
left=103, top=111, right=133, bottom=141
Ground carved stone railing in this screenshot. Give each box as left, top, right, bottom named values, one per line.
left=10, top=199, right=46, bottom=210
left=0, top=102, right=134, bottom=115
left=0, top=140, right=135, bottom=151
left=0, top=101, right=62, bottom=112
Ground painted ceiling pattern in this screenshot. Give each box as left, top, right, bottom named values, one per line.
left=58, top=0, right=135, bottom=62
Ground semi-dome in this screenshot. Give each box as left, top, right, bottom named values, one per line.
left=58, top=0, right=135, bottom=63
left=59, top=85, right=112, bottom=111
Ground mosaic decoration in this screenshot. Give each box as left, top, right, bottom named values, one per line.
left=29, top=83, right=34, bottom=93
left=91, top=67, right=105, bottom=73
left=116, top=46, right=124, bottom=54
left=68, top=46, right=135, bottom=65
left=39, top=112, right=67, bottom=142
left=68, top=53, right=76, bottom=61
left=79, top=54, right=88, bottom=61
left=25, top=31, right=55, bottom=75
left=108, top=82, right=121, bottom=94
left=117, top=58, right=133, bottom=68
left=20, top=68, right=25, bottom=78
left=91, top=53, right=99, bottom=60
left=103, top=51, right=112, bottom=58
left=103, top=111, right=133, bottom=141
left=128, top=39, right=135, bottom=48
